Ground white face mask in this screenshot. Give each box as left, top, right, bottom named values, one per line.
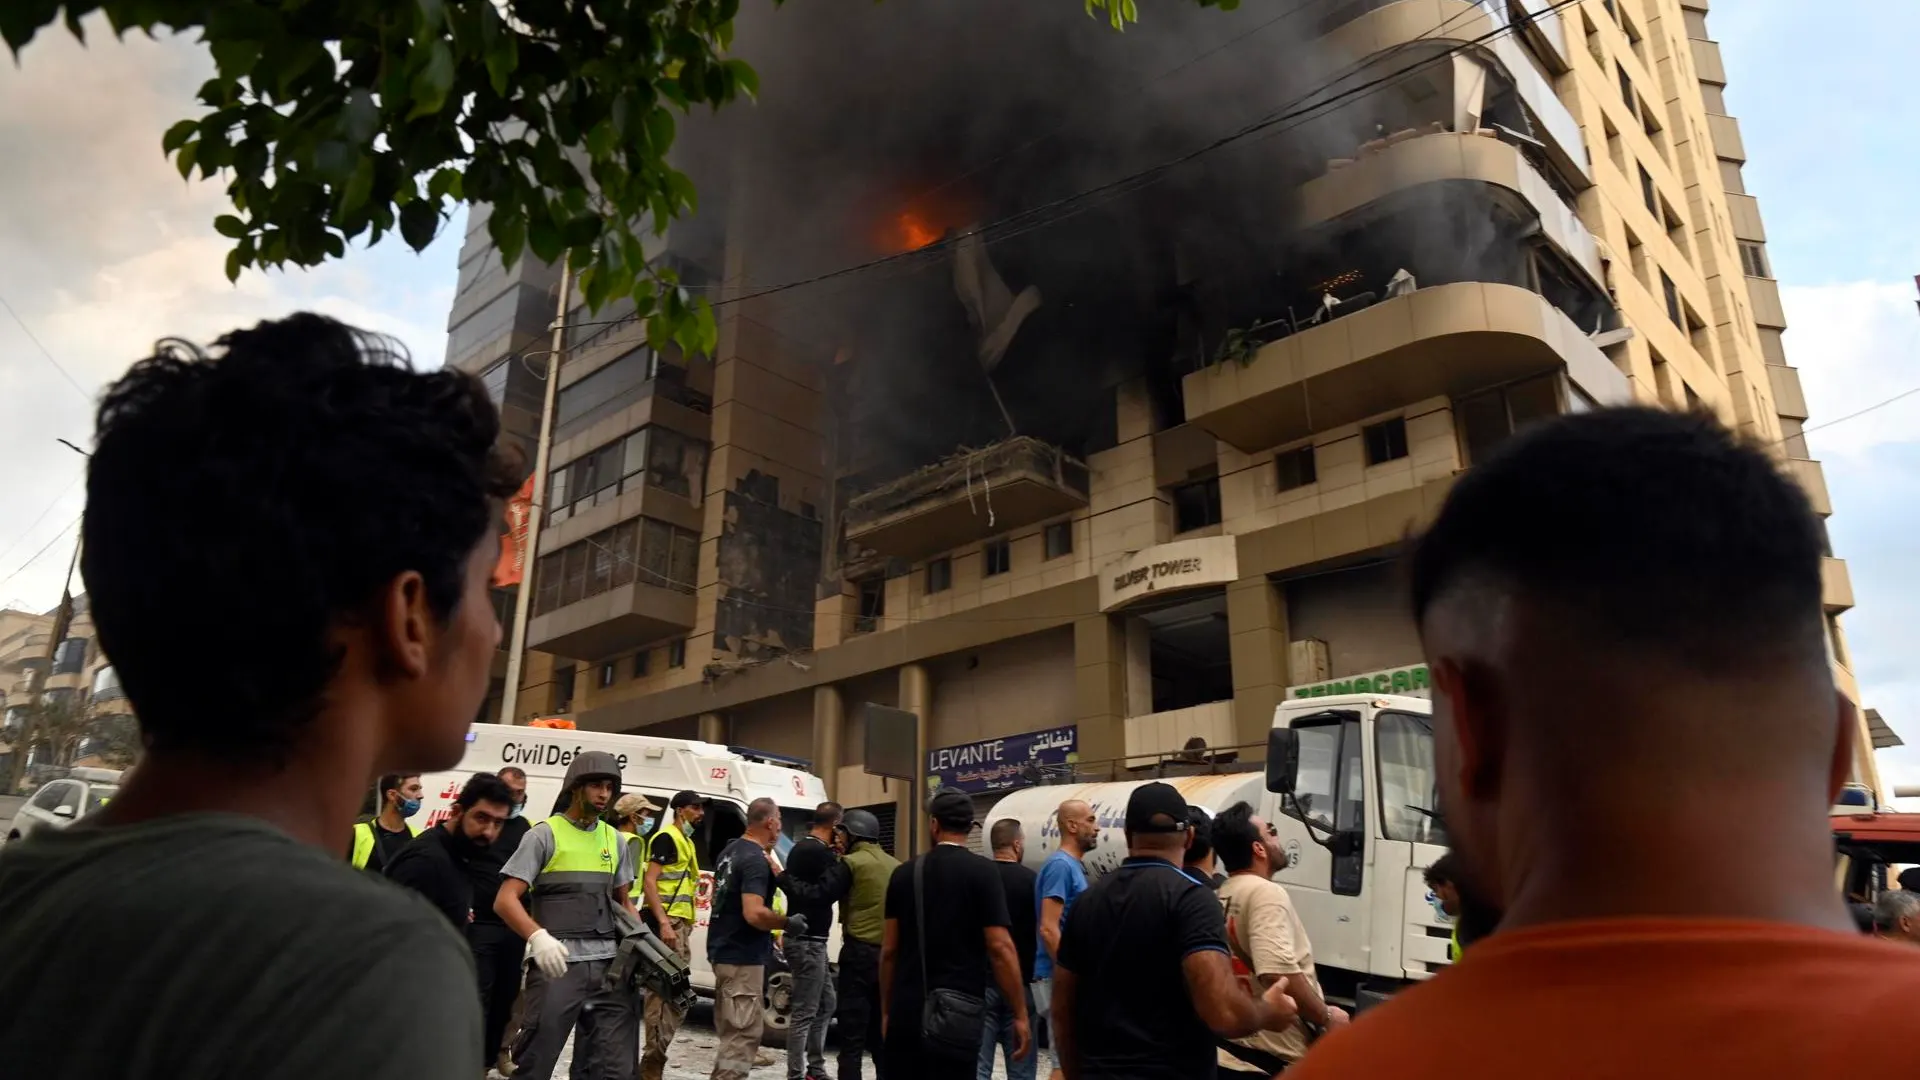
left=510, top=804, right=526, bottom=820
left=639, top=817, right=656, bottom=834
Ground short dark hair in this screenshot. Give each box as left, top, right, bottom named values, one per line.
left=814, top=801, right=844, bottom=828
left=989, top=818, right=1023, bottom=852
left=1212, top=802, right=1261, bottom=874
left=377, top=773, right=418, bottom=802
left=1898, top=867, right=1920, bottom=893
left=83, top=314, right=520, bottom=764
left=498, top=766, right=527, bottom=783
left=1185, top=806, right=1214, bottom=865
left=1424, top=852, right=1460, bottom=889
left=747, top=797, right=780, bottom=825
left=456, top=772, right=515, bottom=811
left=1409, top=408, right=1826, bottom=673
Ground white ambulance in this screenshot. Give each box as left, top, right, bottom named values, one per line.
left=413, top=723, right=836, bottom=1031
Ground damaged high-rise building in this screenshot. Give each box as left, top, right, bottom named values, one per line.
left=446, top=0, right=1887, bottom=839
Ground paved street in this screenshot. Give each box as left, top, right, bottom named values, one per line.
left=543, top=1007, right=1015, bottom=1080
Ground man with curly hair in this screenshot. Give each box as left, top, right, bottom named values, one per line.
left=0, top=314, right=521, bottom=1078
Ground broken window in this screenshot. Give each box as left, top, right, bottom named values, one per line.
left=553, top=666, right=576, bottom=713
left=855, top=577, right=885, bottom=634
left=1275, top=446, right=1317, bottom=493
left=668, top=639, right=687, bottom=669
left=1044, top=521, right=1074, bottom=560
left=926, top=557, right=952, bottom=594
left=983, top=539, right=1012, bottom=577
left=1171, top=477, right=1223, bottom=533
left=1363, top=418, right=1409, bottom=465
left=533, top=517, right=699, bottom=614
left=1740, top=242, right=1770, bottom=279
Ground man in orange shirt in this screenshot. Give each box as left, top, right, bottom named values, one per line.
left=1291, top=407, right=1920, bottom=1078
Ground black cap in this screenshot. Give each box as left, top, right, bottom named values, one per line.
left=1125, top=782, right=1190, bottom=834
left=928, top=790, right=976, bottom=831
left=670, top=790, right=703, bottom=809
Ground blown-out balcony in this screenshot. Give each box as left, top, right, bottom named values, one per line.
left=844, top=437, right=1090, bottom=561
left=1183, top=282, right=1630, bottom=453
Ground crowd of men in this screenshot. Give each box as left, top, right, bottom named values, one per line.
left=3, top=312, right=1920, bottom=1079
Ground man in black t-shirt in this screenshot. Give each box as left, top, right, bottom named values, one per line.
left=979, top=818, right=1040, bottom=1080
left=777, top=802, right=851, bottom=1080
left=470, top=765, right=532, bottom=1072
left=708, top=798, right=803, bottom=1080
left=880, top=792, right=1029, bottom=1080
left=1054, top=783, right=1297, bottom=1080
left=385, top=772, right=515, bottom=929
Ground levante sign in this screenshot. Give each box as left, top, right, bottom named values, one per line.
left=1289, top=663, right=1431, bottom=699
left=926, top=726, right=1079, bottom=794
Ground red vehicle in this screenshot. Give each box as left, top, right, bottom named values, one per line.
left=1830, top=811, right=1920, bottom=902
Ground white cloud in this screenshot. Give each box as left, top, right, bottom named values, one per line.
left=1782, top=281, right=1920, bottom=462
left=0, top=18, right=461, bottom=615
left=1782, top=281, right=1920, bottom=797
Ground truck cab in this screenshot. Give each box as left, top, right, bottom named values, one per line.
left=1261, top=694, right=1450, bottom=1005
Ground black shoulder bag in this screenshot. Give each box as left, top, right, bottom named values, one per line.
left=915, top=852, right=988, bottom=1061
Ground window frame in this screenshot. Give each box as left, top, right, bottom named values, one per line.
left=1362, top=417, right=1409, bottom=466
left=1043, top=521, right=1074, bottom=561
left=983, top=539, right=1012, bottom=577
left=926, top=556, right=953, bottom=594
left=1275, top=445, right=1317, bottom=492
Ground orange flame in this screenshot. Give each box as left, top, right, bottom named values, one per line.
left=895, top=211, right=941, bottom=252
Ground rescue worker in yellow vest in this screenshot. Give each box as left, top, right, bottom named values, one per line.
left=611, top=791, right=664, bottom=909
left=348, top=772, right=421, bottom=873
left=640, top=790, right=706, bottom=1080
left=495, top=751, right=642, bottom=1080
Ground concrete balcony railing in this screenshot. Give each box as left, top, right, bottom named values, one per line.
left=1785, top=458, right=1832, bottom=517
left=1316, top=0, right=1591, bottom=186
left=1726, top=193, right=1766, bottom=243
left=1690, top=37, right=1728, bottom=85
left=1124, top=700, right=1235, bottom=768
left=1183, top=282, right=1631, bottom=453
left=1768, top=364, right=1809, bottom=421
left=1746, top=276, right=1788, bottom=331
left=1706, top=112, right=1746, bottom=163
left=844, top=437, right=1090, bottom=561
left=528, top=582, right=697, bottom=663
left=0, top=633, right=51, bottom=673
left=1299, top=131, right=1604, bottom=292
left=1823, top=557, right=1855, bottom=614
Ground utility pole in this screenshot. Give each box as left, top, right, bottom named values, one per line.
left=499, top=259, right=572, bottom=727
left=9, top=540, right=79, bottom=793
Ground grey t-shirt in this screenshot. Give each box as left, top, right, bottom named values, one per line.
left=0, top=812, right=479, bottom=1079
left=500, top=816, right=637, bottom=962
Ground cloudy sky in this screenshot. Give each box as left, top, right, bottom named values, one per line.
left=3, top=4, right=1917, bottom=787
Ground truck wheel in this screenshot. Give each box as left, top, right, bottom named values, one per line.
left=762, top=968, right=793, bottom=1045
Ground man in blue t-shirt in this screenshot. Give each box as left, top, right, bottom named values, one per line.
left=1035, top=798, right=1100, bottom=1079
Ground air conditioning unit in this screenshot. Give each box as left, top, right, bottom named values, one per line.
left=1288, top=639, right=1330, bottom=685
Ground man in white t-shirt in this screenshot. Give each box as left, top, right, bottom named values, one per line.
left=1209, top=802, right=1348, bottom=1073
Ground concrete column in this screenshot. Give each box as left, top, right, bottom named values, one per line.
left=899, top=662, right=931, bottom=857
left=697, top=712, right=727, bottom=746
left=1226, top=575, right=1290, bottom=760
left=812, top=683, right=844, bottom=802
left=1073, top=615, right=1128, bottom=774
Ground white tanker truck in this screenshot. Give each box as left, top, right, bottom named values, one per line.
left=979, top=691, right=1451, bottom=1008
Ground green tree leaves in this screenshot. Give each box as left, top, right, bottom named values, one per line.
left=10, top=0, right=1216, bottom=350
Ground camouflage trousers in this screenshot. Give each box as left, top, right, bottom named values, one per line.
left=710, top=962, right=766, bottom=1080
left=641, top=917, right=695, bottom=1080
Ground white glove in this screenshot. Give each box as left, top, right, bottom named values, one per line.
left=527, top=929, right=570, bottom=979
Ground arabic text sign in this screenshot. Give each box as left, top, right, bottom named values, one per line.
left=926, top=726, right=1078, bottom=794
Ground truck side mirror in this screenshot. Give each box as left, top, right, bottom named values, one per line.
left=1265, top=728, right=1299, bottom=795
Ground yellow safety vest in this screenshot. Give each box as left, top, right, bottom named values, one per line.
left=656, top=822, right=700, bottom=922
left=532, top=814, right=623, bottom=940
left=350, top=818, right=420, bottom=870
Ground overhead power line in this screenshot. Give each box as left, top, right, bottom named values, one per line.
left=0, top=292, right=91, bottom=404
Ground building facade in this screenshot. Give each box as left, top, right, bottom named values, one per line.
left=452, top=0, right=1883, bottom=830
left=1, top=596, right=135, bottom=784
